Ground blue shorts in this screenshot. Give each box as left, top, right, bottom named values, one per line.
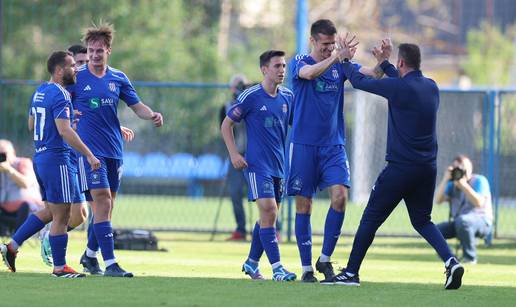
left=287, top=143, right=350, bottom=198
left=34, top=162, right=81, bottom=204
left=78, top=156, right=123, bottom=195
left=244, top=171, right=284, bottom=203
left=69, top=151, right=86, bottom=203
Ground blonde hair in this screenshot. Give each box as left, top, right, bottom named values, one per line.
left=82, top=22, right=115, bottom=48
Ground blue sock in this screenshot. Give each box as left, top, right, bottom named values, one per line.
left=322, top=208, right=345, bottom=257
left=415, top=222, right=454, bottom=262
left=49, top=233, right=68, bottom=267
left=248, top=222, right=264, bottom=262
left=295, top=213, right=312, bottom=266
left=93, top=221, right=115, bottom=262
left=12, top=214, right=46, bottom=247
left=87, top=217, right=99, bottom=252
left=259, top=227, right=280, bottom=265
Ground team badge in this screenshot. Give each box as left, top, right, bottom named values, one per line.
left=332, top=68, right=339, bottom=79
left=291, top=177, right=302, bottom=191
left=91, top=172, right=101, bottom=184
left=263, top=182, right=273, bottom=194
left=282, top=104, right=288, bottom=113
left=109, top=82, right=116, bottom=92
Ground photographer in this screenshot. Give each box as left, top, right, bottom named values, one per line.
left=435, top=154, right=492, bottom=264
left=219, top=74, right=249, bottom=241
left=0, top=139, right=43, bottom=233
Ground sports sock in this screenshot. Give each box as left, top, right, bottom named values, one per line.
left=86, top=217, right=99, bottom=254
left=248, top=222, right=264, bottom=262
left=321, top=207, right=345, bottom=257
left=93, top=221, right=115, bottom=262
left=295, top=213, right=312, bottom=267
left=49, top=233, right=68, bottom=268
left=11, top=214, right=46, bottom=250
left=259, top=227, right=280, bottom=265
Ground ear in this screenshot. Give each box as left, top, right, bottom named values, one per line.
left=260, top=66, right=266, bottom=76
left=107, top=47, right=112, bottom=55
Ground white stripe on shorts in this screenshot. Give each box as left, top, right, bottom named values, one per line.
left=248, top=172, right=257, bottom=200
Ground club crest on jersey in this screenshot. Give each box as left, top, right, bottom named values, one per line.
left=89, top=98, right=100, bottom=109
left=263, top=182, right=273, bottom=194
left=332, top=68, right=339, bottom=79
left=282, top=104, right=288, bottom=113
left=109, top=82, right=116, bottom=92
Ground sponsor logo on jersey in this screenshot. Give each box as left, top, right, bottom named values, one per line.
left=89, top=98, right=100, bottom=109
left=83, top=85, right=92, bottom=91
left=101, top=98, right=114, bottom=106
left=260, top=105, right=267, bottom=111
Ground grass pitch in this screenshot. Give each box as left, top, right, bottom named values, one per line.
left=1, top=232, right=515, bottom=307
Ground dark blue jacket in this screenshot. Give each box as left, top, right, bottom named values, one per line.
left=342, top=60, right=439, bottom=164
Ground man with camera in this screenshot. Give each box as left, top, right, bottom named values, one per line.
left=0, top=139, right=43, bottom=234
left=435, top=154, right=493, bottom=264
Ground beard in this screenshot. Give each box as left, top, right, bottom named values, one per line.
left=63, top=73, right=76, bottom=86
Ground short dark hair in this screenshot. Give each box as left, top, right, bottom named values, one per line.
left=67, top=44, right=87, bottom=56
left=310, top=19, right=337, bottom=39
left=398, top=43, right=421, bottom=70
left=259, top=50, right=285, bottom=67
left=47, top=51, right=71, bottom=75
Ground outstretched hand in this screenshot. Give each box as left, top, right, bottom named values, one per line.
left=372, top=38, right=392, bottom=63
left=336, top=33, right=359, bottom=62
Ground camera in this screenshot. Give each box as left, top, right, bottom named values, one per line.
left=0, top=152, right=7, bottom=163
left=450, top=166, right=465, bottom=181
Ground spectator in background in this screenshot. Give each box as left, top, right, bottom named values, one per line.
left=219, top=74, right=248, bottom=241
left=0, top=139, right=43, bottom=233
left=435, top=155, right=493, bottom=264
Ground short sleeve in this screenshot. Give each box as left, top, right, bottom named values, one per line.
left=471, top=175, right=491, bottom=197
left=444, top=181, right=453, bottom=196
left=53, top=92, right=71, bottom=120
left=226, top=93, right=252, bottom=123
left=120, top=74, right=141, bottom=106
left=290, top=56, right=309, bottom=80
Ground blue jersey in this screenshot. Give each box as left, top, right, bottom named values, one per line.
left=68, top=65, right=140, bottom=159
left=227, top=84, right=292, bottom=177
left=289, top=54, right=360, bottom=146
left=29, top=82, right=73, bottom=164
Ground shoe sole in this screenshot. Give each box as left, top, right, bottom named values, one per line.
left=0, top=245, right=15, bottom=272
left=335, top=281, right=360, bottom=286
left=52, top=273, right=86, bottom=278
left=320, top=280, right=335, bottom=285
left=445, top=265, right=464, bottom=290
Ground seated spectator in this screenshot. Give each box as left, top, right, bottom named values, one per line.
left=435, top=154, right=493, bottom=264
left=0, top=139, right=43, bottom=234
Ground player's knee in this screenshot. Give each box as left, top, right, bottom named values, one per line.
left=330, top=191, right=347, bottom=212
left=35, top=208, right=53, bottom=223
left=295, top=196, right=312, bottom=214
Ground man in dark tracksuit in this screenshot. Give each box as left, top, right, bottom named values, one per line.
left=333, top=41, right=464, bottom=289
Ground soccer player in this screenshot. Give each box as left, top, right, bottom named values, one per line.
left=221, top=50, right=296, bottom=281
left=1, top=50, right=101, bottom=277
left=70, top=23, right=163, bottom=277
left=332, top=38, right=464, bottom=289
left=287, top=19, right=383, bottom=283
left=39, top=43, right=136, bottom=274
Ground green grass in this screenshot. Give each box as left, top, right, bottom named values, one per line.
left=111, top=195, right=516, bottom=237
left=1, top=232, right=515, bottom=306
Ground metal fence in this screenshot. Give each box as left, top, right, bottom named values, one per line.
left=1, top=80, right=515, bottom=240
